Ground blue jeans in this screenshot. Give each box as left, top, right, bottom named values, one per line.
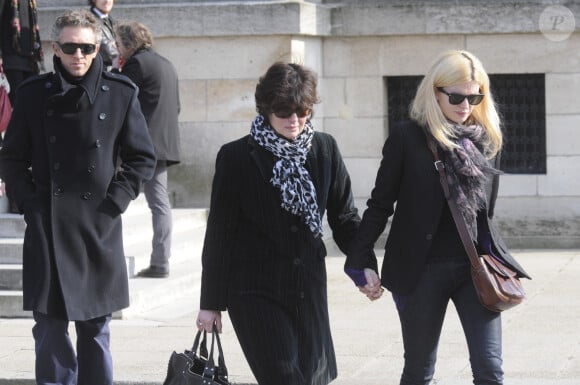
left=32, top=311, right=113, bottom=385
left=393, top=258, right=503, bottom=385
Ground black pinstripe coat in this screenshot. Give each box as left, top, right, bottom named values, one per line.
left=199, top=131, right=360, bottom=384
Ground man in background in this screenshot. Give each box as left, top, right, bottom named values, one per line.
left=115, top=21, right=181, bottom=278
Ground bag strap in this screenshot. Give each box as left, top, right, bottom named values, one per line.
left=192, top=329, right=208, bottom=359
left=426, top=137, right=480, bottom=268
left=203, top=324, right=229, bottom=383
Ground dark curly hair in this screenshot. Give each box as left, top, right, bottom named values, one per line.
left=255, top=62, right=320, bottom=120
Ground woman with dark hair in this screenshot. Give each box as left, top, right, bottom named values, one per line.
left=196, top=62, right=362, bottom=385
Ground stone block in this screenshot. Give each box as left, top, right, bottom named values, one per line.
left=154, top=36, right=292, bottom=80
left=323, top=37, right=382, bottom=77
left=321, top=77, right=384, bottom=119
left=538, top=156, right=580, bottom=196
left=495, top=196, right=580, bottom=219
left=344, top=157, right=381, bottom=199
left=321, top=78, right=347, bottom=117
left=546, top=73, right=580, bottom=114
left=498, top=174, right=538, bottom=197
left=178, top=80, right=206, bottom=122
left=206, top=79, right=256, bottom=122
left=344, top=77, right=384, bottom=117
left=547, top=114, right=580, bottom=156
left=170, top=121, right=248, bottom=207
left=328, top=2, right=548, bottom=36
left=323, top=35, right=465, bottom=77
left=324, top=117, right=386, bottom=158
left=467, top=33, right=580, bottom=74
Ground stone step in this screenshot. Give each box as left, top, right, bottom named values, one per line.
left=0, top=248, right=204, bottom=319
left=115, top=257, right=201, bottom=319
left=125, top=216, right=207, bottom=277
left=0, top=213, right=25, bottom=238
left=0, top=202, right=208, bottom=318
left=0, top=253, right=203, bottom=319
left=0, top=291, right=31, bottom=318
left=0, top=209, right=208, bottom=265
left=0, top=238, right=23, bottom=264
left=0, top=264, right=22, bottom=291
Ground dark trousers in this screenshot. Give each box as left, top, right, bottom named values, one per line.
left=393, top=259, right=503, bottom=385
left=32, top=311, right=113, bottom=385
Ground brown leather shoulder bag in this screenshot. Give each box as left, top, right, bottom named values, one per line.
left=427, top=138, right=525, bottom=312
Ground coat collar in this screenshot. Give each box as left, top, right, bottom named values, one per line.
left=52, top=53, right=103, bottom=105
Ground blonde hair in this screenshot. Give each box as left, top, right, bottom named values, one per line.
left=409, top=50, right=502, bottom=158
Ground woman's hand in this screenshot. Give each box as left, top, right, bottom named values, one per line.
left=196, top=309, right=222, bottom=333
left=358, top=268, right=384, bottom=301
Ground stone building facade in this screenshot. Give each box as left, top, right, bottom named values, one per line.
left=42, top=0, right=580, bottom=248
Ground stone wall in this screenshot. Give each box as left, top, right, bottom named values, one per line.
left=39, top=1, right=580, bottom=247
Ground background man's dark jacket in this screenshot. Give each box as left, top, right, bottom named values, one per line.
left=120, top=47, right=181, bottom=165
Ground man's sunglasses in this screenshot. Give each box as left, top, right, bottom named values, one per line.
left=437, top=87, right=484, bottom=106
left=272, top=107, right=312, bottom=119
left=57, top=42, right=97, bottom=55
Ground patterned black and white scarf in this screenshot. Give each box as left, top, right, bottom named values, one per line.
left=250, top=115, right=323, bottom=238
left=443, top=124, right=502, bottom=239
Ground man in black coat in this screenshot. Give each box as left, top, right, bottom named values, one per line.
left=0, top=10, right=156, bottom=385
left=115, top=21, right=181, bottom=278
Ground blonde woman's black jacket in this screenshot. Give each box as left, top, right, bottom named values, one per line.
left=345, top=120, right=530, bottom=295
left=200, top=131, right=360, bottom=311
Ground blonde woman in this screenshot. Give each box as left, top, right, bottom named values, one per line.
left=345, top=50, right=530, bottom=385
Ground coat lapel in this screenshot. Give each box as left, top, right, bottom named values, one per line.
left=248, top=136, right=275, bottom=183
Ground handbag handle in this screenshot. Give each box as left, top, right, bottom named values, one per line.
left=202, top=324, right=229, bottom=383
left=192, top=329, right=208, bottom=359
left=426, top=137, right=481, bottom=268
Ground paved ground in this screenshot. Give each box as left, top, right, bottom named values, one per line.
left=1, top=249, right=579, bottom=385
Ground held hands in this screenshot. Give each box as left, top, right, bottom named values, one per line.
left=358, top=268, right=384, bottom=301
left=196, top=309, right=222, bottom=333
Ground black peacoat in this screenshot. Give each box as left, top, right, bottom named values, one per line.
left=119, top=48, right=181, bottom=165
left=200, top=131, right=360, bottom=384
left=346, top=120, right=530, bottom=295
left=0, top=55, right=156, bottom=320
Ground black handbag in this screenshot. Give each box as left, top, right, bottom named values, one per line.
left=163, top=325, right=230, bottom=385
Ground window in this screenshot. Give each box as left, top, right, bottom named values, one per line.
left=386, top=74, right=546, bottom=174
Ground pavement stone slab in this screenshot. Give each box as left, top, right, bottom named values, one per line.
left=0, top=250, right=579, bottom=385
